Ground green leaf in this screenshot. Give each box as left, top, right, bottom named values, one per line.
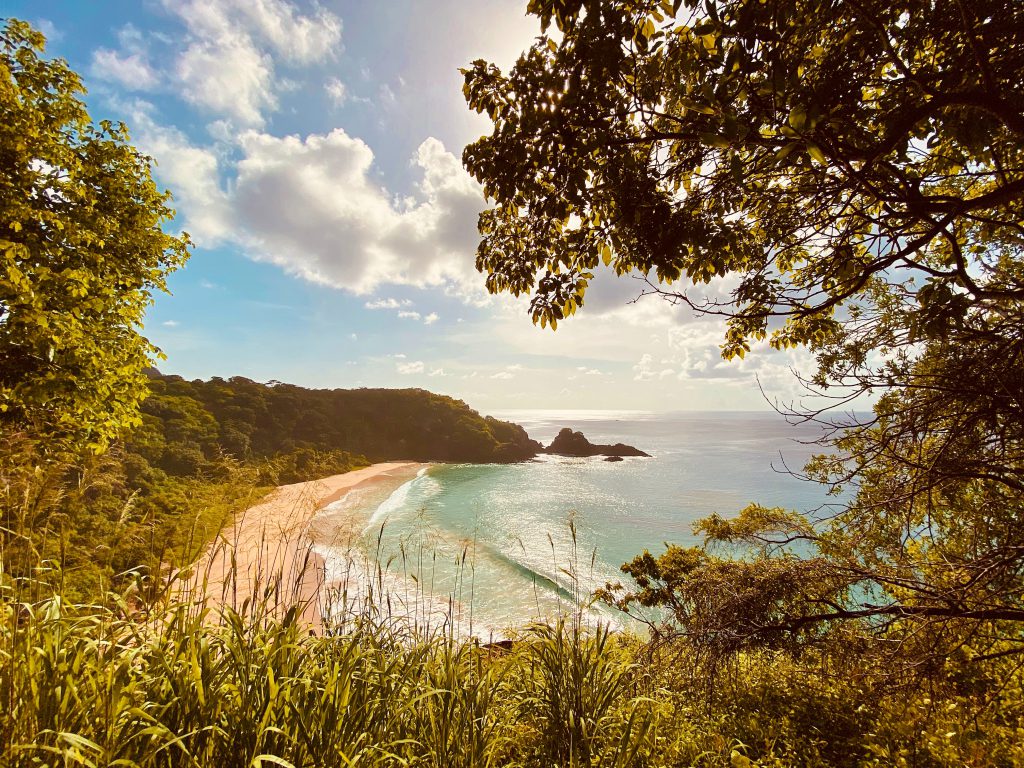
left=806, top=141, right=827, bottom=164
left=787, top=105, right=807, bottom=131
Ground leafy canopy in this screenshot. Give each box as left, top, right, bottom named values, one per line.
left=463, top=0, right=1023, bottom=349
left=464, top=0, right=1024, bottom=669
left=0, top=20, right=190, bottom=455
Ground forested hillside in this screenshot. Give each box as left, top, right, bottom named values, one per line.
left=138, top=373, right=541, bottom=469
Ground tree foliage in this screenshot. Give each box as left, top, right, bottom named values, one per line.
left=463, top=0, right=1023, bottom=347
left=141, top=373, right=542, bottom=465
left=0, top=20, right=190, bottom=455
left=464, top=0, right=1024, bottom=669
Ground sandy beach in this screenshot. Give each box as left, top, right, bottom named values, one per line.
left=190, top=462, right=425, bottom=632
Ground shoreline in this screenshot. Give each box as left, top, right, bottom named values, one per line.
left=189, top=461, right=428, bottom=632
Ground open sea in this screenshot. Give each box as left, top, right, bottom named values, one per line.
left=315, top=410, right=840, bottom=638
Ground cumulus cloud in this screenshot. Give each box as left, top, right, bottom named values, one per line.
left=123, top=103, right=232, bottom=243
left=97, top=0, right=341, bottom=127
left=490, top=371, right=514, bottom=380
left=365, top=298, right=412, bottom=310
left=175, top=32, right=276, bottom=126
left=398, top=310, right=422, bottom=320
left=396, top=360, right=425, bottom=375
left=167, top=0, right=342, bottom=63
left=423, top=312, right=440, bottom=325
left=633, top=353, right=655, bottom=381
left=140, top=124, right=484, bottom=295
left=166, top=0, right=341, bottom=125
left=325, top=77, right=348, bottom=106
left=91, top=27, right=158, bottom=90
left=92, top=48, right=159, bottom=89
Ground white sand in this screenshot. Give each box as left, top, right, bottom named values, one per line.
left=188, top=462, right=424, bottom=632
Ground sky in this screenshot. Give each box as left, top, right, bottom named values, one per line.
left=9, top=0, right=816, bottom=414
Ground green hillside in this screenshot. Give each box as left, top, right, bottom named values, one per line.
left=138, top=373, right=541, bottom=469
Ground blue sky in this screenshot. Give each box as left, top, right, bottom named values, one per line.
left=10, top=0, right=813, bottom=413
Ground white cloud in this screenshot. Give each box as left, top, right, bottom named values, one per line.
left=325, top=77, right=348, bottom=106
left=633, top=354, right=655, bottom=381
left=123, top=103, right=232, bottom=243
left=490, top=371, right=514, bottom=380
left=91, top=25, right=158, bottom=90
left=145, top=126, right=484, bottom=295
left=365, top=301, right=438, bottom=325
left=206, top=120, right=236, bottom=142
left=175, top=32, right=276, bottom=126
left=36, top=19, right=63, bottom=43
left=92, top=52, right=158, bottom=90
left=162, top=320, right=180, bottom=327
left=428, top=368, right=447, bottom=377
left=96, top=1, right=343, bottom=127
left=254, top=1, right=342, bottom=61
left=396, top=360, right=425, bottom=375
left=365, top=298, right=412, bottom=310
left=168, top=0, right=342, bottom=63
left=378, top=83, right=398, bottom=108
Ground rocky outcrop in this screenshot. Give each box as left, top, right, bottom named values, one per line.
left=544, top=428, right=650, bottom=458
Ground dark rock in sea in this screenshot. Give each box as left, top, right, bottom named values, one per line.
left=604, top=455, right=624, bottom=462
left=544, top=428, right=650, bottom=458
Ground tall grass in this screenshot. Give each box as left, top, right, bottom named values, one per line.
left=4, top=486, right=1024, bottom=767
left=0, top=545, right=660, bottom=768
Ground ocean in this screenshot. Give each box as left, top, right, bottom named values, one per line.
left=315, top=411, right=840, bottom=638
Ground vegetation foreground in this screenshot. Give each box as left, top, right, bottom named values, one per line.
left=1, top=572, right=1022, bottom=768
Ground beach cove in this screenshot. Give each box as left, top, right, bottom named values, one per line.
left=190, top=411, right=836, bottom=639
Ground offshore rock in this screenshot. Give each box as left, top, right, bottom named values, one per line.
left=544, top=428, right=650, bottom=458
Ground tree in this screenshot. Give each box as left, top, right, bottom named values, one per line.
left=463, top=0, right=1024, bottom=667
left=0, top=19, right=190, bottom=456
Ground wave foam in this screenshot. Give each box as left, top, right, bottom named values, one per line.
left=363, top=469, right=441, bottom=532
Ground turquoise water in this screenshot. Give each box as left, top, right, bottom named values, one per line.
left=321, top=411, right=838, bottom=636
